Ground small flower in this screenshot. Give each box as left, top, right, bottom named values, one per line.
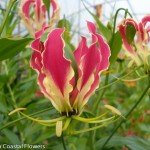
left=19, top=0, right=59, bottom=36
left=118, top=16, right=150, bottom=68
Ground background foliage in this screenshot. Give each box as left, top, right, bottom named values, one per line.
left=0, top=0, right=149, bottom=150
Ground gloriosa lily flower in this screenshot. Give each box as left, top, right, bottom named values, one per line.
left=19, top=0, right=59, bottom=36
left=30, top=21, right=111, bottom=115
left=9, top=22, right=123, bottom=136
left=118, top=15, right=150, bottom=69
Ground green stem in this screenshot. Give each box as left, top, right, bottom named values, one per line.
left=93, top=8, right=133, bottom=111
left=96, top=65, right=143, bottom=92
left=110, top=8, right=132, bottom=48
left=94, top=8, right=132, bottom=110
left=0, top=0, right=17, bottom=36
left=101, top=76, right=150, bottom=149
left=61, top=133, right=67, bottom=150
left=113, top=8, right=132, bottom=35
left=7, top=84, right=18, bottom=108
left=92, top=66, right=142, bottom=148
left=3, top=61, right=25, bottom=143
left=94, top=74, right=109, bottom=112
left=92, top=74, right=109, bottom=150
left=124, top=9, right=128, bottom=19
left=7, top=84, right=25, bottom=144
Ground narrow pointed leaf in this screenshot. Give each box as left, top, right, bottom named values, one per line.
left=109, top=31, right=122, bottom=65
left=43, top=0, right=50, bottom=18
left=83, top=1, right=112, bottom=41
left=126, top=24, right=136, bottom=44
left=64, top=42, right=78, bottom=84
left=57, top=19, right=72, bottom=41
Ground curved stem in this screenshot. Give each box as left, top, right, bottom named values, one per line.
left=113, top=8, right=132, bottom=35
left=94, top=8, right=133, bottom=110
left=101, top=76, right=150, bottom=149
left=61, top=133, right=67, bottom=150
left=0, top=0, right=17, bottom=36
left=110, top=8, right=132, bottom=48
left=96, top=65, right=143, bottom=92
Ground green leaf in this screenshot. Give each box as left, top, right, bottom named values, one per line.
left=95, top=136, right=150, bottom=150
left=109, top=31, right=123, bottom=65
left=138, top=124, right=150, bottom=133
left=0, top=99, right=8, bottom=113
left=43, top=0, right=50, bottom=18
left=82, top=1, right=112, bottom=41
left=64, top=42, right=78, bottom=86
left=57, top=19, right=72, bottom=41
left=0, top=38, right=33, bottom=61
left=2, top=129, right=21, bottom=144
left=126, top=24, right=136, bottom=44
left=0, top=75, right=9, bottom=84
left=57, top=19, right=71, bottom=31
left=40, top=32, right=49, bottom=42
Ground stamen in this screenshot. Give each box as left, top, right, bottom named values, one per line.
left=72, top=111, right=109, bottom=122
left=66, top=111, right=69, bottom=117
left=104, top=105, right=125, bottom=119
left=8, top=108, right=27, bottom=115
left=71, top=117, right=120, bottom=135
left=63, top=118, right=72, bottom=131
left=20, top=112, right=66, bottom=123
left=61, top=109, right=79, bottom=117
left=56, top=121, right=63, bottom=137
left=73, top=116, right=115, bottom=124
left=38, top=122, right=56, bottom=127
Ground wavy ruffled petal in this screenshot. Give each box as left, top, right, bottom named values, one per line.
left=74, top=36, right=88, bottom=66
left=84, top=21, right=110, bottom=99
left=72, top=22, right=110, bottom=111
left=22, top=0, right=34, bottom=18
left=141, top=15, right=150, bottom=26
left=73, top=44, right=100, bottom=110
left=50, top=0, right=60, bottom=27
left=87, top=21, right=110, bottom=71
left=30, top=38, right=49, bottom=96
left=42, top=28, right=74, bottom=112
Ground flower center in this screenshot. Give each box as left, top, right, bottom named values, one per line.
left=61, top=109, right=79, bottom=117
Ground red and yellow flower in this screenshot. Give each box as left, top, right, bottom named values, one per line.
left=30, top=21, right=110, bottom=115
left=118, top=15, right=150, bottom=69
left=9, top=21, right=123, bottom=136
left=19, top=0, right=59, bottom=36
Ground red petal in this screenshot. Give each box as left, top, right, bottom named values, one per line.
left=141, top=15, right=150, bottom=26
left=43, top=28, right=72, bottom=95
left=35, top=0, right=42, bottom=21
left=51, top=0, right=58, bottom=18
left=74, top=36, right=88, bottom=65
left=22, top=0, right=34, bottom=18
left=84, top=21, right=110, bottom=98
left=30, top=46, right=50, bottom=98
left=118, top=20, right=135, bottom=54
left=80, top=44, right=100, bottom=89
